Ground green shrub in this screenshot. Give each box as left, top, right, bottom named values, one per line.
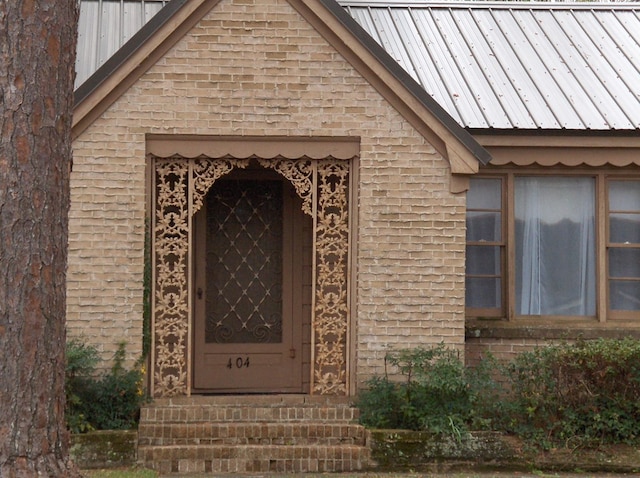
left=66, top=339, right=101, bottom=433
left=356, top=339, right=640, bottom=449
left=66, top=340, right=146, bottom=433
left=356, top=344, right=500, bottom=438
left=502, top=338, right=640, bottom=448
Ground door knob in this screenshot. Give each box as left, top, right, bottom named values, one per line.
left=197, top=287, right=203, bottom=299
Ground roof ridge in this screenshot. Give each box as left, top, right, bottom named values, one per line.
left=339, top=1, right=640, bottom=11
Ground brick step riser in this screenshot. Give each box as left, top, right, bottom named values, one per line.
left=138, top=424, right=365, bottom=446
left=140, top=407, right=359, bottom=424
left=138, top=400, right=369, bottom=473
left=148, top=397, right=353, bottom=407
left=138, top=445, right=369, bottom=463
left=144, top=458, right=367, bottom=474
left=139, top=436, right=365, bottom=446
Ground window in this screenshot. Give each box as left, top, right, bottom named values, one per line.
left=466, top=178, right=504, bottom=316
left=466, top=173, right=640, bottom=320
left=608, top=180, right=640, bottom=317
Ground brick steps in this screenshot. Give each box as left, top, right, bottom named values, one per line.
left=137, top=395, right=370, bottom=474
left=138, top=422, right=366, bottom=446
left=139, top=444, right=369, bottom=474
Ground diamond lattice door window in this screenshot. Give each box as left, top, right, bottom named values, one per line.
left=193, top=172, right=310, bottom=392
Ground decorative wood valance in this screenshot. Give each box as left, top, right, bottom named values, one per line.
left=146, top=135, right=360, bottom=160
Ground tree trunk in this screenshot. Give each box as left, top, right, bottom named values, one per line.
left=0, top=0, right=80, bottom=475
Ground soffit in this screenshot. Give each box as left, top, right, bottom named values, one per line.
left=476, top=134, right=640, bottom=167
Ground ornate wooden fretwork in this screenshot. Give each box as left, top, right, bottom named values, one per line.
left=313, top=160, right=350, bottom=395
left=258, top=158, right=314, bottom=216
left=192, top=157, right=249, bottom=214
left=152, top=155, right=351, bottom=397
left=153, top=159, right=189, bottom=396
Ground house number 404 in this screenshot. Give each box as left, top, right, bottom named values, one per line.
left=227, top=357, right=250, bottom=369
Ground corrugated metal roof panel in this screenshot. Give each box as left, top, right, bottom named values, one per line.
left=75, top=0, right=640, bottom=132
left=343, top=1, right=640, bottom=131
left=76, top=0, right=167, bottom=87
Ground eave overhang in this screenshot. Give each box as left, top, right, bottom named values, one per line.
left=72, top=0, right=490, bottom=175
left=474, top=131, right=640, bottom=168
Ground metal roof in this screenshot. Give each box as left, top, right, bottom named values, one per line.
left=75, top=0, right=640, bottom=132
left=343, top=1, right=640, bottom=131
left=76, top=0, right=168, bottom=87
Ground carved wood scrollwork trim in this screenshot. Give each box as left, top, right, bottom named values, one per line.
left=257, top=158, right=314, bottom=216
left=152, top=156, right=249, bottom=397
left=313, top=160, right=350, bottom=395
left=152, top=154, right=352, bottom=397
left=192, top=158, right=249, bottom=214
left=153, top=159, right=190, bottom=397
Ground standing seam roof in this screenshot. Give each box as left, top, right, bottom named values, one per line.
left=75, top=0, right=169, bottom=88
left=75, top=0, right=640, bottom=132
left=342, top=1, right=640, bottom=131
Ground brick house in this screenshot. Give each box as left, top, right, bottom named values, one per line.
left=69, top=0, right=640, bottom=401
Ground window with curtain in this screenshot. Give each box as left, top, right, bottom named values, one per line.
left=515, top=177, right=595, bottom=316
left=466, top=174, right=640, bottom=321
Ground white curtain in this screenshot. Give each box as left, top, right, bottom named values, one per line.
left=515, top=177, right=596, bottom=316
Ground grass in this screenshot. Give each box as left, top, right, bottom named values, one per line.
left=79, top=472, right=631, bottom=478
left=82, top=469, right=157, bottom=478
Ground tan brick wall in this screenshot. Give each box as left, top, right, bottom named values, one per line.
left=69, top=0, right=466, bottom=383
left=465, top=338, right=544, bottom=369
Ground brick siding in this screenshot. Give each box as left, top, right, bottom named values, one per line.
left=68, top=0, right=466, bottom=385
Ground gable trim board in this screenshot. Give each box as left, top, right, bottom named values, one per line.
left=72, top=0, right=490, bottom=176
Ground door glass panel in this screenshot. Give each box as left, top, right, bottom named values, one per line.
left=205, top=180, right=283, bottom=344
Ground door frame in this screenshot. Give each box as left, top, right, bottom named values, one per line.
left=148, top=136, right=359, bottom=398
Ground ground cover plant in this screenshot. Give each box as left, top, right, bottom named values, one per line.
left=66, top=340, right=146, bottom=433
left=357, top=339, right=640, bottom=449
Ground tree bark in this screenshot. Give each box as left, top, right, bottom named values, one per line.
left=0, top=0, right=80, bottom=475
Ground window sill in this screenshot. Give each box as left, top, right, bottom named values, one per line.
left=465, top=319, right=640, bottom=340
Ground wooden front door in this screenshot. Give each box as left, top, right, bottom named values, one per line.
left=193, top=172, right=308, bottom=393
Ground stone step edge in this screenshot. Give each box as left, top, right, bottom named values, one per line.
left=138, top=422, right=367, bottom=446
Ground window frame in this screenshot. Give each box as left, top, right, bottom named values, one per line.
left=466, top=169, right=640, bottom=323
left=606, top=178, right=640, bottom=320
left=465, top=175, right=506, bottom=318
